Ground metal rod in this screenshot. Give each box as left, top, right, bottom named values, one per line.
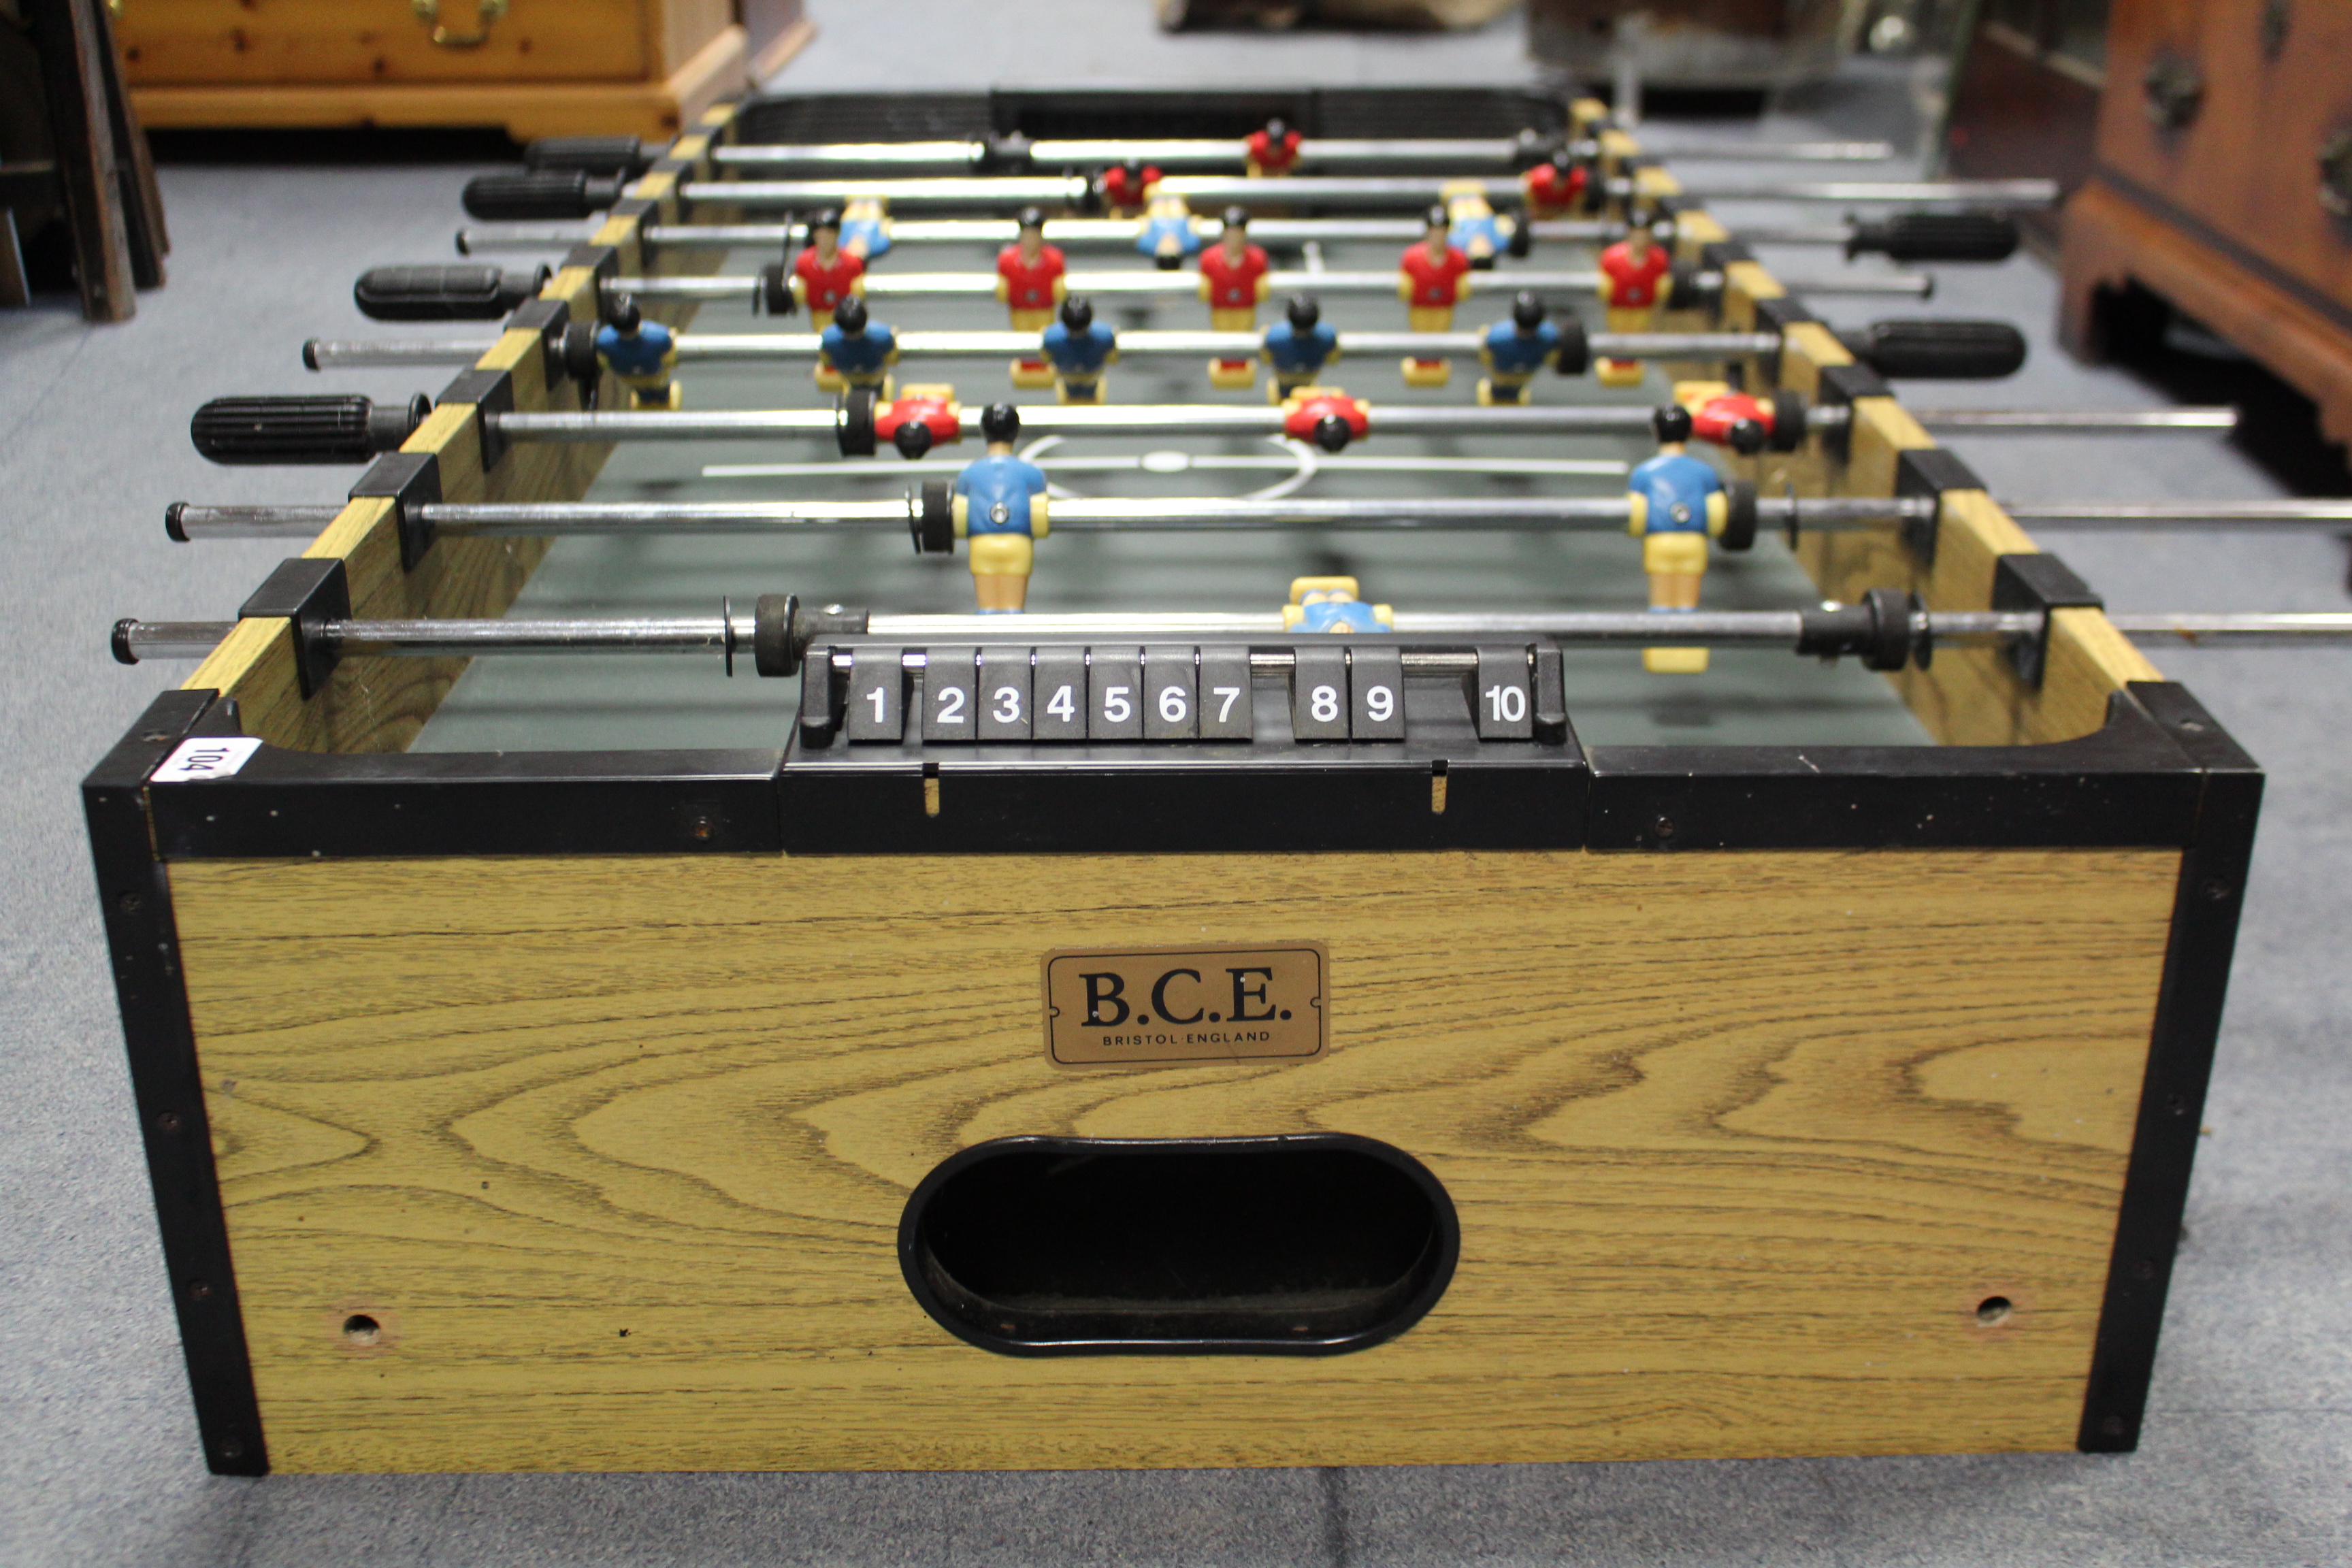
left=1910, top=407, right=2238, bottom=436
left=304, top=327, right=1786, bottom=372
left=2003, top=500, right=2352, bottom=529
left=456, top=214, right=1899, bottom=255
left=606, top=266, right=1933, bottom=303
left=706, top=135, right=1895, bottom=172
left=680, top=175, right=2056, bottom=210
left=2108, top=612, right=2352, bottom=646
left=112, top=606, right=2352, bottom=670
left=163, top=493, right=1932, bottom=541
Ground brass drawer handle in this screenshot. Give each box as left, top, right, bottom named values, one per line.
left=2323, top=131, right=2352, bottom=219
left=413, top=0, right=508, bottom=48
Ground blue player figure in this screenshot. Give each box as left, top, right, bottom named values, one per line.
left=816, top=295, right=897, bottom=396
left=1625, top=402, right=1729, bottom=674
left=951, top=404, right=1051, bottom=613
left=1039, top=295, right=1117, bottom=404
left=1260, top=294, right=1340, bottom=402
left=1443, top=181, right=1512, bottom=267
left=1281, top=576, right=1394, bottom=633
left=1137, top=186, right=1202, bottom=271
left=1477, top=291, right=1561, bottom=406
left=594, top=295, right=679, bottom=410
left=839, top=196, right=892, bottom=261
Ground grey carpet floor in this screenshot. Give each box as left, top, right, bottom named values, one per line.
left=1, top=5, right=2346, bottom=1563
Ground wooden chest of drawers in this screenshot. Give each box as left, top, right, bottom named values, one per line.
left=2059, top=0, right=2352, bottom=448
left=119, top=0, right=810, bottom=141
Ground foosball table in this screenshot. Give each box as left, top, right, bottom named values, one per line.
left=93, top=85, right=2347, bottom=1478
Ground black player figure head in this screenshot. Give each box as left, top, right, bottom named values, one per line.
left=1221, top=205, right=1250, bottom=233
left=1548, top=148, right=1574, bottom=180
left=1060, top=296, right=1094, bottom=333
left=1264, top=116, right=1289, bottom=144
left=1017, top=205, right=1046, bottom=236
left=608, top=293, right=643, bottom=336
left=832, top=295, right=868, bottom=336
left=808, top=208, right=841, bottom=243
left=981, top=402, right=1022, bottom=446
left=1512, top=291, right=1545, bottom=333
left=1121, top=157, right=1145, bottom=187
left=1287, top=294, right=1320, bottom=332
left=1424, top=203, right=1450, bottom=239
left=1651, top=404, right=1695, bottom=446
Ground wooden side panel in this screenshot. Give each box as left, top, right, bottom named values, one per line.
left=172, top=847, right=2181, bottom=1473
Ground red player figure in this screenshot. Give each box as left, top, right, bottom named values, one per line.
left=1396, top=204, right=1473, bottom=388
left=996, top=206, right=1068, bottom=391
left=1098, top=158, right=1162, bottom=216
left=791, top=208, right=866, bottom=332
left=1520, top=150, right=1590, bottom=220
left=1197, top=206, right=1271, bottom=389
left=1595, top=224, right=1674, bottom=388
left=1246, top=117, right=1303, bottom=178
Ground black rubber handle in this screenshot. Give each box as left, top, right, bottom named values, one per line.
left=525, top=135, right=653, bottom=178
left=1843, top=318, right=2027, bottom=380
left=353, top=263, right=550, bottom=321
left=191, top=394, right=431, bottom=465
left=1846, top=210, right=2020, bottom=265
left=461, top=170, right=625, bottom=220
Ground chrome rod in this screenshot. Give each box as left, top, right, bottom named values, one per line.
left=2006, top=500, right=2352, bottom=529
left=461, top=214, right=1906, bottom=255
left=606, top=266, right=1931, bottom=302
left=2110, top=612, right=2352, bottom=646
left=164, top=493, right=1930, bottom=542
left=304, top=327, right=1785, bottom=372
left=708, top=135, right=1895, bottom=172
left=1915, top=408, right=2242, bottom=431
left=683, top=176, right=2056, bottom=210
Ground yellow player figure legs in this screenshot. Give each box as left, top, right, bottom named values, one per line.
left=1402, top=304, right=1454, bottom=388
left=1640, top=531, right=1710, bottom=673
left=1599, top=305, right=1651, bottom=387
left=1007, top=307, right=1056, bottom=389
left=969, top=534, right=1034, bottom=612
left=1209, top=306, right=1258, bottom=389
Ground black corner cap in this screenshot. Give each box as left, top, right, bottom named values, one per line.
left=349, top=450, right=444, bottom=572
left=562, top=244, right=623, bottom=287
left=506, top=296, right=574, bottom=393
left=915, top=480, right=956, bottom=555
left=838, top=388, right=878, bottom=456
left=1993, top=552, right=2104, bottom=689
left=436, top=365, right=517, bottom=472
left=1754, top=295, right=1818, bottom=332
left=237, top=557, right=350, bottom=699
left=1815, top=361, right=1893, bottom=404
left=1698, top=240, right=1754, bottom=272
left=1894, top=446, right=1986, bottom=567
left=1667, top=259, right=1720, bottom=314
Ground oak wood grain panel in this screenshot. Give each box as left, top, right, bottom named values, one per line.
left=170, top=847, right=2180, bottom=1472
